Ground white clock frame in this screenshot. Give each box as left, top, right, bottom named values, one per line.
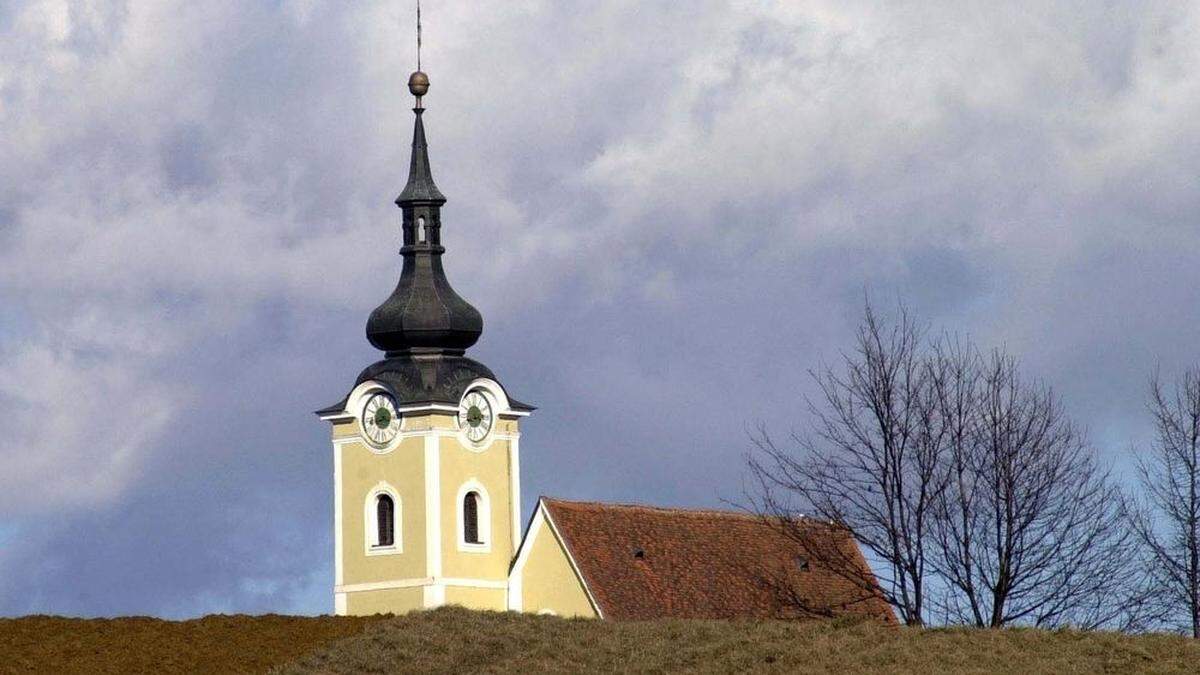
left=458, top=388, right=494, bottom=444
left=361, top=391, right=401, bottom=447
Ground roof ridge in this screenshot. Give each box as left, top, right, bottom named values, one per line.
left=540, top=496, right=806, bottom=521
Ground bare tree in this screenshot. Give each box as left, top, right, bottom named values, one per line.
left=748, top=301, right=1148, bottom=630
left=931, top=350, right=1140, bottom=629
left=1128, top=368, right=1200, bottom=637
left=923, top=336, right=984, bottom=624
left=747, top=302, right=945, bottom=626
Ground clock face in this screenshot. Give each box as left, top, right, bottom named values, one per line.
left=459, top=390, right=493, bottom=442
left=362, top=392, right=400, bottom=446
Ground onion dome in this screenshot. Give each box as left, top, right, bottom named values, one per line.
left=365, top=72, right=483, bottom=356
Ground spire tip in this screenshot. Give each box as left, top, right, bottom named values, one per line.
left=408, top=70, right=430, bottom=100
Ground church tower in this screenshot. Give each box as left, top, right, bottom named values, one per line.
left=317, top=67, right=533, bottom=616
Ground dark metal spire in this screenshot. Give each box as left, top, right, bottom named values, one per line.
left=395, top=106, right=444, bottom=205
left=317, top=4, right=533, bottom=415
left=366, top=70, right=482, bottom=356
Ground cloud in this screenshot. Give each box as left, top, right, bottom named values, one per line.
left=0, top=342, right=175, bottom=514
left=2, top=0, right=1200, bottom=615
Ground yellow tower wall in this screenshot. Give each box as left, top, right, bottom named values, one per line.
left=438, top=420, right=517, bottom=581
left=436, top=414, right=517, bottom=611
left=338, top=433, right=428, bottom=586
left=345, top=586, right=423, bottom=615
left=328, top=382, right=524, bottom=616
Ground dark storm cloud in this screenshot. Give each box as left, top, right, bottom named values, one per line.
left=2, top=0, right=1199, bottom=615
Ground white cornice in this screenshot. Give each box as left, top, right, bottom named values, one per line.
left=336, top=577, right=508, bottom=594
left=396, top=403, right=459, bottom=414
left=331, top=429, right=520, bottom=447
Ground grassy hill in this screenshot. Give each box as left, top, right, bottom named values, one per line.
left=0, top=613, right=385, bottom=674
left=5, top=607, right=1200, bottom=674
left=275, top=608, right=1200, bottom=674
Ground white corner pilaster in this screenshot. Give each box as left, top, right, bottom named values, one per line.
left=333, top=441, right=344, bottom=589
left=424, top=432, right=442, bottom=582
left=509, top=433, right=522, bottom=556
left=423, top=582, right=446, bottom=607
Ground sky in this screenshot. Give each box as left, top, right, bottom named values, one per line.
left=2, top=0, right=1199, bottom=618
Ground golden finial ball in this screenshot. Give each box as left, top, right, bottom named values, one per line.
left=408, top=71, right=430, bottom=97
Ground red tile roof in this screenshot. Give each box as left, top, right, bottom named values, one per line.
left=542, top=498, right=896, bottom=624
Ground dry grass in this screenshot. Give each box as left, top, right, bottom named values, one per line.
left=0, top=613, right=386, bottom=675
left=5, top=607, right=1200, bottom=674
left=275, top=607, right=1200, bottom=675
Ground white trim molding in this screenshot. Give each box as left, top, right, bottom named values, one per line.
left=424, top=434, right=442, bottom=578
left=456, top=479, right=492, bottom=553
left=509, top=433, right=522, bottom=556
left=396, top=403, right=459, bottom=415
left=364, top=482, right=402, bottom=556
left=338, top=578, right=428, bottom=593
left=331, top=427, right=519, bottom=452
left=337, top=577, right=510, bottom=594
left=424, top=583, right=445, bottom=607
left=333, top=442, right=344, bottom=590
left=463, top=378, right=516, bottom=413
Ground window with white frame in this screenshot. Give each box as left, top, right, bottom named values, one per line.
left=456, top=481, right=491, bottom=551
left=365, top=484, right=401, bottom=555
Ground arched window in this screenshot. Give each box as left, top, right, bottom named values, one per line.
left=364, top=484, right=401, bottom=555
left=455, top=480, right=490, bottom=552
left=376, top=494, right=395, bottom=547
left=463, top=491, right=481, bottom=544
